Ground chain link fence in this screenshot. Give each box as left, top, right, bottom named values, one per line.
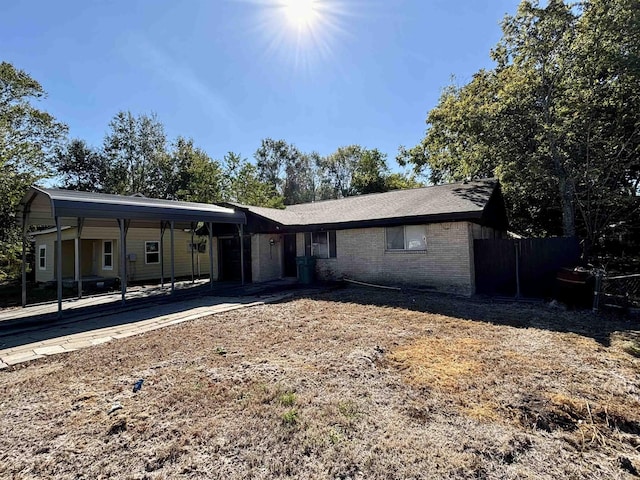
left=593, top=273, right=640, bottom=312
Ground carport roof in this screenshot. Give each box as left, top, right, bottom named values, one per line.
left=19, top=186, right=246, bottom=228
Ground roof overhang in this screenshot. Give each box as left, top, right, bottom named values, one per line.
left=19, top=186, right=246, bottom=229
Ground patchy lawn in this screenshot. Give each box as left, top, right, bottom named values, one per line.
left=1, top=287, right=639, bottom=479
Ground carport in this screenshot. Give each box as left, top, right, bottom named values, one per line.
left=18, top=187, right=247, bottom=317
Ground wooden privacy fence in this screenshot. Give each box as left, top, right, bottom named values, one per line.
left=474, top=237, right=581, bottom=298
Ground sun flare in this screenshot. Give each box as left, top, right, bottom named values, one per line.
left=255, top=0, right=346, bottom=71
left=282, top=0, right=319, bottom=29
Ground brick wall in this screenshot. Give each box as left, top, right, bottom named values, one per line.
left=251, top=234, right=283, bottom=283
left=296, top=221, right=476, bottom=295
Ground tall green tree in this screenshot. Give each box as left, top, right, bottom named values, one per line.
left=317, top=145, right=396, bottom=199
left=402, top=0, right=640, bottom=245
left=0, top=62, right=67, bottom=279
left=164, top=137, right=224, bottom=203
left=254, top=138, right=316, bottom=204
left=102, top=111, right=168, bottom=197
left=54, top=139, right=106, bottom=191
left=222, top=152, right=284, bottom=208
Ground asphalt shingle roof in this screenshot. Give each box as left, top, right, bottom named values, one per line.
left=232, top=178, right=498, bottom=227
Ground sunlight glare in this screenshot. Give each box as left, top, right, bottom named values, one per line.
left=282, top=0, right=319, bottom=29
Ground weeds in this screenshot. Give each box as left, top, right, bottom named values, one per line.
left=623, top=340, right=640, bottom=358
left=278, top=392, right=297, bottom=407
left=281, top=409, right=298, bottom=426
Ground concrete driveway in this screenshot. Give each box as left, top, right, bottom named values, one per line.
left=0, top=281, right=297, bottom=369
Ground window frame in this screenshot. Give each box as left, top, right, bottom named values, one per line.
left=38, top=245, right=46, bottom=270
left=385, top=225, right=427, bottom=252
left=102, top=240, right=114, bottom=270
left=304, top=231, right=337, bottom=259
left=145, top=241, right=160, bottom=265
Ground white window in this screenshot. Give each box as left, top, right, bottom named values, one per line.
left=304, top=231, right=337, bottom=259
left=145, top=241, right=160, bottom=264
left=385, top=225, right=427, bottom=251
left=103, top=240, right=113, bottom=270
left=38, top=245, right=46, bottom=270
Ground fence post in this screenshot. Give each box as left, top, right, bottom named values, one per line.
left=592, top=271, right=603, bottom=313
left=514, top=240, right=521, bottom=299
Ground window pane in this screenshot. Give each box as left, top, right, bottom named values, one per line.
left=147, top=253, right=159, bottom=264
left=146, top=242, right=159, bottom=253
left=386, top=226, right=404, bottom=250
left=312, top=232, right=328, bottom=258
left=104, top=254, right=112, bottom=267
left=104, top=241, right=112, bottom=254
left=405, top=225, right=427, bottom=250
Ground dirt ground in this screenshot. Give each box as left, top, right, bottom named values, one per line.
left=1, top=286, right=639, bottom=479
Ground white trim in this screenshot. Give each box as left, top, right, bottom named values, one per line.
left=38, top=245, right=46, bottom=270
left=145, top=241, right=160, bottom=265
left=102, top=240, right=114, bottom=270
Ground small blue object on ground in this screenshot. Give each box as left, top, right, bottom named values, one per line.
left=133, top=379, right=144, bottom=393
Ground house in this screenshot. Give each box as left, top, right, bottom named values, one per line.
left=19, top=186, right=246, bottom=313
left=32, top=225, right=212, bottom=286
left=221, top=178, right=508, bottom=295
left=22, top=179, right=508, bottom=304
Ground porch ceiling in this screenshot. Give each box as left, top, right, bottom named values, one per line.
left=19, top=186, right=246, bottom=229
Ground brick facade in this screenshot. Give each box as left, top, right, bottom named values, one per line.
left=295, top=221, right=482, bottom=295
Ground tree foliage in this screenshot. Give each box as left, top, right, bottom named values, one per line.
left=402, top=0, right=640, bottom=248
left=0, top=62, right=67, bottom=279
left=54, top=139, right=106, bottom=192
left=102, top=111, right=168, bottom=197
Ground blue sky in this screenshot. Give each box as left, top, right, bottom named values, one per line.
left=1, top=0, right=521, bottom=170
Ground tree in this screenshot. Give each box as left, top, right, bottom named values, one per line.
left=351, top=148, right=389, bottom=195
left=317, top=145, right=395, bottom=199
left=222, top=152, right=284, bottom=208
left=54, top=139, right=106, bottom=191
left=283, top=152, right=318, bottom=204
left=402, top=0, right=640, bottom=246
left=102, top=111, right=168, bottom=197
left=0, top=62, right=67, bottom=279
left=165, top=137, right=224, bottom=203
left=254, top=138, right=316, bottom=205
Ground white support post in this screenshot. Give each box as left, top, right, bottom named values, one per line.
left=56, top=216, right=63, bottom=318
left=208, top=222, right=214, bottom=291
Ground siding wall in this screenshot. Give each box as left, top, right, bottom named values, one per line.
left=251, top=234, right=283, bottom=283
left=34, top=226, right=215, bottom=283
left=296, top=221, right=477, bottom=295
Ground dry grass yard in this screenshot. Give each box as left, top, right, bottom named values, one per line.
left=1, top=287, right=639, bottom=479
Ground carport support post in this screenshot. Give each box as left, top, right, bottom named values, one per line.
left=514, top=240, right=521, bottom=299
left=56, top=216, right=63, bottom=317
left=190, top=223, right=195, bottom=284
left=160, top=221, right=167, bottom=288
left=118, top=219, right=129, bottom=305
left=208, top=222, right=214, bottom=291
left=238, top=224, right=245, bottom=286
left=76, top=218, right=84, bottom=299
left=21, top=211, right=28, bottom=307
left=170, top=221, right=175, bottom=295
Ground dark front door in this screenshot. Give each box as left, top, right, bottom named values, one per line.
left=218, top=236, right=252, bottom=282
left=283, top=234, right=297, bottom=277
